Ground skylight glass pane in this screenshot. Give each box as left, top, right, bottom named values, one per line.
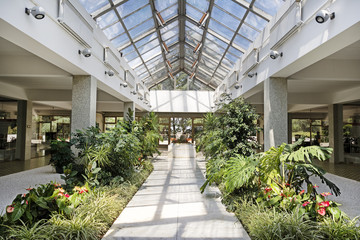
left=185, top=27, right=202, bottom=47
left=79, top=0, right=109, bottom=14
left=121, top=45, right=135, bottom=56
left=155, top=0, right=177, bottom=11
left=204, top=39, right=225, bottom=56
left=186, top=4, right=203, bottom=21
left=225, top=52, right=237, bottom=64
left=153, top=68, right=168, bottom=80
left=198, top=63, right=215, bottom=75
left=129, top=19, right=154, bottom=40
left=117, top=0, right=148, bottom=18
left=185, top=21, right=203, bottom=35
left=111, top=33, right=130, bottom=48
left=162, top=27, right=179, bottom=41
left=202, top=46, right=222, bottom=62
left=208, top=19, right=234, bottom=41
left=103, top=22, right=125, bottom=40
left=211, top=6, right=240, bottom=31
left=172, top=61, right=180, bottom=70
left=245, top=12, right=268, bottom=30
left=239, top=24, right=259, bottom=41
left=254, top=0, right=284, bottom=16
left=98, top=11, right=118, bottom=29
left=142, top=46, right=162, bottom=62
left=146, top=54, right=163, bottom=70
left=149, top=63, right=166, bottom=74
left=165, top=35, right=178, bottom=47
left=233, top=34, right=251, bottom=49
left=135, top=32, right=158, bottom=48
left=138, top=38, right=160, bottom=55
left=134, top=64, right=147, bottom=75
left=228, top=46, right=242, bottom=57
left=201, top=55, right=218, bottom=69
left=221, top=56, right=234, bottom=69
left=214, top=0, right=246, bottom=19
left=124, top=50, right=139, bottom=62
left=216, top=65, right=228, bottom=77
left=186, top=0, right=209, bottom=13
left=138, top=71, right=150, bottom=80
left=206, top=32, right=228, bottom=49
left=185, top=54, right=196, bottom=64
left=160, top=20, right=178, bottom=34
left=122, top=5, right=152, bottom=30
left=128, top=58, right=143, bottom=69
left=160, top=4, right=178, bottom=22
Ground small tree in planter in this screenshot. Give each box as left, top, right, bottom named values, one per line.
left=49, top=139, right=74, bottom=173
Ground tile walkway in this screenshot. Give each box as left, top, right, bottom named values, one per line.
left=103, top=144, right=250, bottom=240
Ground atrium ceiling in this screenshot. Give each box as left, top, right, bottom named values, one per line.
left=79, top=0, right=284, bottom=91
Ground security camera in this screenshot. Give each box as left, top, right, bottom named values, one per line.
left=234, top=84, right=240, bottom=89
left=270, top=50, right=283, bottom=59
left=25, top=6, right=45, bottom=19
left=120, top=82, right=128, bottom=88
left=105, top=70, right=114, bottom=76
left=315, top=9, right=335, bottom=23
left=139, top=96, right=144, bottom=100
left=78, top=48, right=91, bottom=57
left=248, top=72, right=257, bottom=78
left=131, top=91, right=137, bottom=95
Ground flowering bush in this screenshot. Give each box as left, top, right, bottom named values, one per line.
left=2, top=182, right=89, bottom=225
left=256, top=184, right=346, bottom=221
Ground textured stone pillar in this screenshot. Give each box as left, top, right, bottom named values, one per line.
left=123, top=102, right=135, bottom=121
left=15, top=100, right=32, bottom=160
left=71, top=76, right=97, bottom=134
left=264, top=77, right=288, bottom=150
left=328, top=104, right=344, bottom=163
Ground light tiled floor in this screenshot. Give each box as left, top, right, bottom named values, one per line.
left=103, top=145, right=250, bottom=240
left=0, top=155, right=50, bottom=177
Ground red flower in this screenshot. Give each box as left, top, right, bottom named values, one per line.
left=302, top=201, right=310, bottom=207
left=319, top=201, right=330, bottom=207
left=26, top=200, right=28, bottom=205
left=299, top=190, right=305, bottom=195
left=265, top=187, right=272, bottom=193
left=6, top=206, right=14, bottom=213
left=26, top=188, right=33, bottom=191
left=22, top=194, right=27, bottom=198
left=64, top=194, right=70, bottom=198
left=313, top=185, right=319, bottom=188
left=267, top=195, right=271, bottom=199
left=317, top=207, right=326, bottom=216
left=321, top=192, right=332, bottom=197
left=58, top=192, right=64, bottom=196
left=285, top=183, right=290, bottom=186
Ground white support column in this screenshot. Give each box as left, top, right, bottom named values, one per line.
left=123, top=102, right=135, bottom=121
left=264, top=77, right=288, bottom=150
left=328, top=104, right=344, bottom=163
left=15, top=100, right=32, bottom=160
left=71, top=76, right=97, bottom=134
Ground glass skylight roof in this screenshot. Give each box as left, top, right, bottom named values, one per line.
left=79, top=0, right=285, bottom=90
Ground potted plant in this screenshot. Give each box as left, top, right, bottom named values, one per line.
left=49, top=139, right=74, bottom=173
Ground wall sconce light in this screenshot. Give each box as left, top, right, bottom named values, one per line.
left=234, top=84, right=240, bottom=89
left=120, top=82, right=128, bottom=88
left=315, top=9, right=335, bottom=23
left=270, top=50, right=283, bottom=59
left=149, top=105, right=152, bottom=108
left=138, top=96, right=144, bottom=100
left=25, top=6, right=45, bottom=19
left=248, top=72, right=257, bottom=78
left=78, top=48, right=91, bottom=57
left=130, top=91, right=137, bottom=95
left=105, top=70, right=114, bottom=76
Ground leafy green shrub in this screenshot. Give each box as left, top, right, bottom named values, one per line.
left=319, top=217, right=360, bottom=239
left=4, top=219, right=50, bottom=240
left=49, top=140, right=74, bottom=173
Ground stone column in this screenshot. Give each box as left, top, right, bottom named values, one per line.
left=257, top=117, right=264, bottom=151
left=71, top=76, right=97, bottom=134
left=264, top=77, right=288, bottom=150
left=328, top=104, right=344, bottom=163
left=123, top=102, right=135, bottom=121
left=15, top=100, right=32, bottom=160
